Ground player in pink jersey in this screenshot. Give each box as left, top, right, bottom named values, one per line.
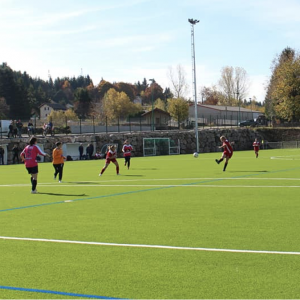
left=215, top=136, right=234, bottom=172
left=20, top=137, right=50, bottom=194
left=253, top=138, right=260, bottom=158
left=122, top=140, right=133, bottom=170
left=99, top=145, right=120, bottom=176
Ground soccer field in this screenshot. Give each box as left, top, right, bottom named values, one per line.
left=1, top=148, right=300, bottom=299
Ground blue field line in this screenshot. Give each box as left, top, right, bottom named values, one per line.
left=1, top=166, right=299, bottom=214
left=0, top=285, right=122, bottom=299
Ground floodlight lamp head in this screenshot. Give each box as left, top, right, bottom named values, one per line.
left=188, top=18, right=199, bottom=25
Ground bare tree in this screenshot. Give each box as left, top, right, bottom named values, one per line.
left=167, top=64, right=189, bottom=99
left=219, top=66, right=249, bottom=105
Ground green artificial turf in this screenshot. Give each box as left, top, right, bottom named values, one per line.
left=1, top=148, right=300, bottom=299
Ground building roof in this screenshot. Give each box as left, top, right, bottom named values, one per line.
left=189, top=103, right=261, bottom=113
left=40, top=103, right=67, bottom=110
left=141, top=108, right=170, bottom=117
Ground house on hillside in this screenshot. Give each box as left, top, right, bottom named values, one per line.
left=40, top=103, right=67, bottom=119
left=141, top=108, right=171, bottom=129
left=188, top=104, right=262, bottom=126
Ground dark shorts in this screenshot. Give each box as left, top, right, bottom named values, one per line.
left=26, top=166, right=38, bottom=174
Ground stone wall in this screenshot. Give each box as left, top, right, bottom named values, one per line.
left=1, top=128, right=300, bottom=165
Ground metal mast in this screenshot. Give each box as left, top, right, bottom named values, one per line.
left=188, top=18, right=200, bottom=153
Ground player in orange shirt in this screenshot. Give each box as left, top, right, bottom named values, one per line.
left=52, top=142, right=66, bottom=183
left=253, top=138, right=260, bottom=158
left=99, top=145, right=120, bottom=176
left=215, top=136, right=234, bottom=172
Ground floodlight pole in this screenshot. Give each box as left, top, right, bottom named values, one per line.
left=189, top=18, right=200, bottom=153
left=149, top=79, right=155, bottom=131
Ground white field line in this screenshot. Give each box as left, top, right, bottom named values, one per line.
left=0, top=236, right=299, bottom=256
left=1, top=184, right=300, bottom=188
left=1, top=177, right=300, bottom=188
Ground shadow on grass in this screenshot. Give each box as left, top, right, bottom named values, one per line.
left=133, top=168, right=158, bottom=170
left=71, top=182, right=101, bottom=185
left=229, top=170, right=268, bottom=172
left=38, top=192, right=87, bottom=197
left=119, top=174, right=144, bottom=177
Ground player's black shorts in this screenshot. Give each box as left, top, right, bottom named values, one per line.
left=26, top=166, right=38, bottom=174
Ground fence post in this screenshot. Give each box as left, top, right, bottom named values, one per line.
left=118, top=118, right=120, bottom=132
left=140, top=116, right=142, bottom=132
left=106, top=116, right=108, bottom=133
left=93, top=116, right=95, bottom=135
left=79, top=117, right=82, bottom=134
left=129, top=116, right=131, bottom=133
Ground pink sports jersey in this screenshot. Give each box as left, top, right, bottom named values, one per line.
left=21, top=145, right=46, bottom=168
left=122, top=144, right=133, bottom=157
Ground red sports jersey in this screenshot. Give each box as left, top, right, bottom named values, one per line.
left=253, top=141, right=260, bottom=151
left=106, top=150, right=116, bottom=161
left=122, top=144, right=133, bottom=157
left=21, top=145, right=46, bottom=168
left=223, top=140, right=233, bottom=158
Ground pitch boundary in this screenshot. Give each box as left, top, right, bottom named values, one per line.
left=1, top=236, right=300, bottom=256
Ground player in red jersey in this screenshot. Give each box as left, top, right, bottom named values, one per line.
left=122, top=140, right=133, bottom=170
left=215, top=136, right=234, bottom=172
left=20, top=137, right=50, bottom=193
left=253, top=138, right=260, bottom=158
left=99, top=145, right=120, bottom=176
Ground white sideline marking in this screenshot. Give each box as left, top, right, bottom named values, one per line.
left=0, top=236, right=299, bottom=256
left=1, top=184, right=300, bottom=188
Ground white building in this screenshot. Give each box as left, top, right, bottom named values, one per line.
left=40, top=103, right=67, bottom=119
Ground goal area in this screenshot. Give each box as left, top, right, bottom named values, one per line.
left=143, top=138, right=180, bottom=157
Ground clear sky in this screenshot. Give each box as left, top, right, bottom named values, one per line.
left=1, top=0, right=300, bottom=103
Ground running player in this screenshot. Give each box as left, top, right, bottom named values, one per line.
left=52, top=142, right=66, bottom=183
left=215, top=136, right=234, bottom=172
left=20, top=137, right=50, bottom=193
left=122, top=140, right=133, bottom=170
left=253, top=138, right=260, bottom=158
left=99, top=145, right=120, bottom=176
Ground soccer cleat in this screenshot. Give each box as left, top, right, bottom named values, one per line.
left=99, top=174, right=102, bottom=176
left=54, top=176, right=56, bottom=180
left=59, top=180, right=62, bottom=183
left=117, top=173, right=121, bottom=176
left=215, top=159, right=220, bottom=164
left=31, top=190, right=38, bottom=194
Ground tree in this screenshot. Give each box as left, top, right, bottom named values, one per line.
left=143, top=82, right=164, bottom=105
left=48, top=109, right=78, bottom=127
left=168, top=64, right=189, bottom=99
left=0, top=97, right=9, bottom=118
left=102, top=88, right=141, bottom=122
left=167, top=98, right=189, bottom=127
left=201, top=86, right=224, bottom=105
left=74, top=88, right=92, bottom=118
left=114, top=82, right=137, bottom=101
left=154, top=98, right=167, bottom=111
left=218, top=66, right=249, bottom=105
left=97, top=79, right=114, bottom=100
left=266, top=49, right=300, bottom=121
left=265, top=47, right=297, bottom=120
